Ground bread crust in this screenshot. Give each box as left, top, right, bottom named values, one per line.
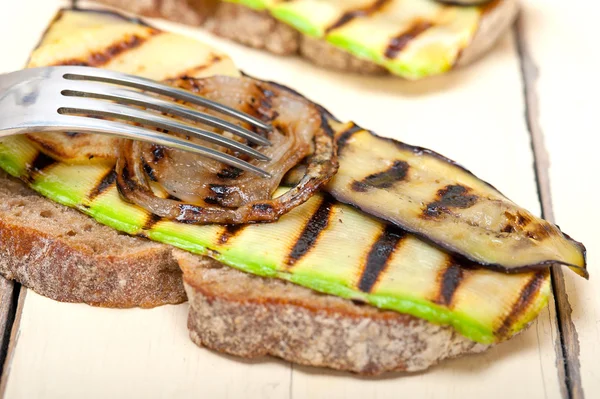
left=457, top=0, right=519, bottom=67
left=94, top=0, right=517, bottom=76
left=176, top=251, right=489, bottom=375
left=0, top=172, right=185, bottom=308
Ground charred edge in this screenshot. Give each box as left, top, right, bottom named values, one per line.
left=143, top=213, right=163, bottom=231
left=336, top=124, right=363, bottom=152
left=320, top=114, right=335, bottom=138
left=326, top=0, right=391, bottom=33
left=423, top=184, right=478, bottom=218
left=385, top=20, right=433, bottom=59
left=495, top=271, right=547, bottom=338
left=435, top=259, right=465, bottom=307
left=351, top=160, right=409, bottom=192
left=119, top=164, right=138, bottom=193
left=88, top=168, right=117, bottom=201
left=28, top=152, right=57, bottom=174
left=55, top=30, right=160, bottom=67
left=217, top=166, right=243, bottom=180
left=142, top=159, right=157, bottom=182
left=256, top=76, right=342, bottom=122
left=286, top=198, right=334, bottom=267
left=358, top=226, right=405, bottom=293
left=246, top=84, right=277, bottom=123
left=218, top=225, right=247, bottom=245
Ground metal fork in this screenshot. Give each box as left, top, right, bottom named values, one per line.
left=0, top=66, right=273, bottom=177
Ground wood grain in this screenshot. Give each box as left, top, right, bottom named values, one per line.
left=0, top=1, right=575, bottom=398
left=517, top=1, right=600, bottom=398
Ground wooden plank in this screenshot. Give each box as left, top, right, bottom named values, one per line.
left=517, top=1, right=600, bottom=398
left=0, top=279, right=18, bottom=377
left=1, top=2, right=568, bottom=397
left=4, top=292, right=291, bottom=399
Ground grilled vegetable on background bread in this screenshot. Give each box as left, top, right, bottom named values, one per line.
left=95, top=0, right=519, bottom=79
left=0, top=8, right=587, bottom=374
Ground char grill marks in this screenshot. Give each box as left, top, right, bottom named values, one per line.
left=27, top=151, right=57, bottom=175
left=56, top=29, right=161, bottom=67
left=218, top=224, right=247, bottom=245
left=171, top=54, right=223, bottom=79
left=351, top=160, right=409, bottom=192
left=357, top=225, right=406, bottom=293
left=435, top=258, right=467, bottom=306
left=88, top=168, right=118, bottom=201
left=286, top=197, right=334, bottom=267
left=325, top=0, right=391, bottom=33
left=336, top=123, right=362, bottom=152
left=423, top=184, right=478, bottom=218
left=385, top=21, right=434, bottom=59
left=495, top=271, right=548, bottom=338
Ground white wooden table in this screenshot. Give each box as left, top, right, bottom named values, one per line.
left=0, top=1, right=597, bottom=398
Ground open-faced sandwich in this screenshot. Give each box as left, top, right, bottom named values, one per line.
left=0, top=8, right=587, bottom=375
left=93, top=0, right=519, bottom=79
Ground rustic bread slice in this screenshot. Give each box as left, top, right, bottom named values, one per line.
left=94, top=0, right=517, bottom=76
left=0, top=171, right=185, bottom=308
left=175, top=250, right=489, bottom=375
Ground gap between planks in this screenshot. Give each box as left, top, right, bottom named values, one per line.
left=0, top=280, right=20, bottom=379
left=513, top=16, right=583, bottom=399
left=0, top=285, right=25, bottom=399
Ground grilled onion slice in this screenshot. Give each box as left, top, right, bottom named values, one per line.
left=116, top=76, right=337, bottom=224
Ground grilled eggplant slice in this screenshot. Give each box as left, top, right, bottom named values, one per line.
left=116, top=76, right=337, bottom=224
left=225, top=0, right=513, bottom=79
left=0, top=8, right=555, bottom=344
left=322, top=121, right=587, bottom=278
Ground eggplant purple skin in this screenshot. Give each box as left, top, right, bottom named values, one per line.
left=263, top=77, right=588, bottom=279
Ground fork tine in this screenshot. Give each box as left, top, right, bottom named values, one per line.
left=57, top=97, right=270, bottom=162
left=60, top=82, right=271, bottom=146
left=60, top=67, right=273, bottom=133
left=32, top=115, right=272, bottom=177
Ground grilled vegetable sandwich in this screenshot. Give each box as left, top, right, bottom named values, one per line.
left=94, top=0, right=519, bottom=79
left=0, top=8, right=587, bottom=375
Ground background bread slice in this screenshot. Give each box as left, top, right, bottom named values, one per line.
left=0, top=171, right=185, bottom=308
left=95, top=0, right=518, bottom=75
left=175, top=250, right=489, bottom=375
